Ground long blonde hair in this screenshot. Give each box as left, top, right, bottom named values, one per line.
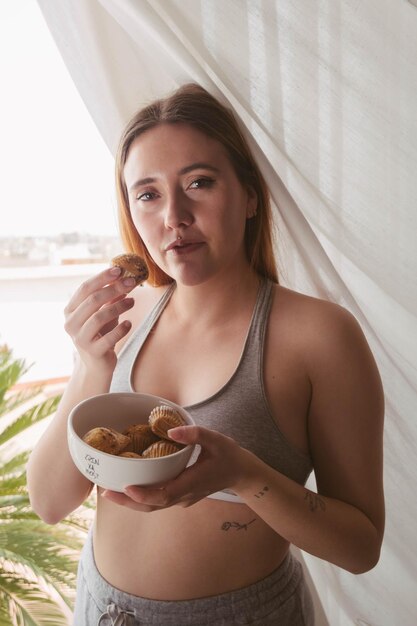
left=115, top=83, right=278, bottom=286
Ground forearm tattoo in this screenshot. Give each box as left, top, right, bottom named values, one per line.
left=221, top=519, right=256, bottom=531
left=304, top=490, right=326, bottom=512
left=254, top=485, right=269, bottom=499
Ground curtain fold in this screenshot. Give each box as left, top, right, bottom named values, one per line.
left=36, top=1, right=417, bottom=624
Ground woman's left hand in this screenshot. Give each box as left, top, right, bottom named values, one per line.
left=100, top=426, right=253, bottom=512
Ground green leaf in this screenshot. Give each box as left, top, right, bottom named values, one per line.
left=0, top=345, right=89, bottom=623
left=0, top=387, right=43, bottom=419
left=0, top=360, right=31, bottom=405
left=0, top=396, right=61, bottom=447
left=0, top=451, right=30, bottom=478
left=0, top=495, right=31, bottom=511
left=0, top=573, right=72, bottom=625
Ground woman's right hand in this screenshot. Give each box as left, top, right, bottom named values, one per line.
left=63, top=265, right=136, bottom=372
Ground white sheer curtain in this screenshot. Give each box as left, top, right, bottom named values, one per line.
left=36, top=1, right=417, bottom=624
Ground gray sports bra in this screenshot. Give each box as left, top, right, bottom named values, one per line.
left=110, top=278, right=312, bottom=502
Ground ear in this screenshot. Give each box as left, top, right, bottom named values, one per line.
left=245, top=186, right=258, bottom=219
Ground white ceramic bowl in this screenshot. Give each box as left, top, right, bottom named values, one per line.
left=68, top=392, right=195, bottom=492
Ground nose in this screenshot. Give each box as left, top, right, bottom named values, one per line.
left=164, top=187, right=194, bottom=231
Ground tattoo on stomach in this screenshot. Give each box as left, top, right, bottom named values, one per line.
left=221, top=519, right=257, bottom=532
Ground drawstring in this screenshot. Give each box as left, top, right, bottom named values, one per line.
left=98, top=602, right=136, bottom=625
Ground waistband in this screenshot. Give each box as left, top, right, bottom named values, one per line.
left=80, top=529, right=302, bottom=625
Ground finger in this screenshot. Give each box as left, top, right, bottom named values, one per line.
left=65, top=277, right=136, bottom=335
left=65, top=292, right=129, bottom=341
left=101, top=489, right=158, bottom=512
left=97, top=294, right=132, bottom=337
left=65, top=266, right=123, bottom=314
left=168, top=425, right=231, bottom=450
left=163, top=464, right=215, bottom=502
left=75, top=297, right=134, bottom=345
left=99, top=319, right=118, bottom=338
left=92, top=319, right=132, bottom=354
left=124, top=464, right=213, bottom=509
left=123, top=485, right=172, bottom=508
left=123, top=483, right=200, bottom=508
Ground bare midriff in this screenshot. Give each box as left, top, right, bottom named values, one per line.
left=93, top=494, right=289, bottom=600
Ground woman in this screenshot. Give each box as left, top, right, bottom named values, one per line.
left=27, top=84, right=385, bottom=625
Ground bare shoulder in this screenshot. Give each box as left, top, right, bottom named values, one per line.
left=271, top=283, right=356, bottom=327
left=267, top=283, right=385, bottom=419
left=270, top=285, right=370, bottom=365
left=116, top=284, right=169, bottom=354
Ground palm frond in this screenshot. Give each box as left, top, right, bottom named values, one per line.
left=0, top=345, right=89, bottom=624
left=0, top=572, right=72, bottom=626
left=0, top=510, right=40, bottom=523
left=0, top=396, right=61, bottom=447
left=0, top=474, right=27, bottom=497
left=0, top=495, right=30, bottom=511
left=0, top=345, right=13, bottom=367
left=0, top=452, right=29, bottom=502
left=1, top=531, right=80, bottom=607
left=0, top=357, right=31, bottom=405
left=0, top=452, right=30, bottom=477
left=0, top=591, right=12, bottom=624
left=0, top=387, right=43, bottom=419
left=0, top=561, right=76, bottom=615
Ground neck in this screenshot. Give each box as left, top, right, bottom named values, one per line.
left=169, top=268, right=261, bottom=328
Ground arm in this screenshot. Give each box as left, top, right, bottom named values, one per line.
left=233, top=305, right=384, bottom=573
left=236, top=305, right=384, bottom=573
left=104, top=304, right=384, bottom=574
left=26, top=266, right=136, bottom=524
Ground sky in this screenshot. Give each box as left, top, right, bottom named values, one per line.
left=0, top=0, right=117, bottom=237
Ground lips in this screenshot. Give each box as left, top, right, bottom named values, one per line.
left=165, top=239, right=204, bottom=252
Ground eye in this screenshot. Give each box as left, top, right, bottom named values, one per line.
left=136, top=190, right=158, bottom=202
left=188, top=177, right=215, bottom=190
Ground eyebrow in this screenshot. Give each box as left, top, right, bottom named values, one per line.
left=128, top=162, right=220, bottom=192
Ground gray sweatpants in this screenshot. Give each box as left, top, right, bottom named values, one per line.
left=72, top=530, right=315, bottom=625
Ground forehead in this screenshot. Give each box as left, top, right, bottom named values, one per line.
left=123, top=123, right=231, bottom=182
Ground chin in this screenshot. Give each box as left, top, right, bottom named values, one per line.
left=172, top=267, right=215, bottom=287
left=175, top=276, right=208, bottom=287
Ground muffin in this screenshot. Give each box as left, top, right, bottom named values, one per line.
left=83, top=427, right=131, bottom=455
left=111, top=253, right=149, bottom=285
left=148, top=405, right=186, bottom=439
left=123, top=424, right=159, bottom=455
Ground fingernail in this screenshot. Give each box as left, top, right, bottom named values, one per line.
left=167, top=427, right=183, bottom=439
left=110, top=266, right=121, bottom=276
left=123, top=277, right=136, bottom=287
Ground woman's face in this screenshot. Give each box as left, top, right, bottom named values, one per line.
left=123, top=123, right=257, bottom=286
